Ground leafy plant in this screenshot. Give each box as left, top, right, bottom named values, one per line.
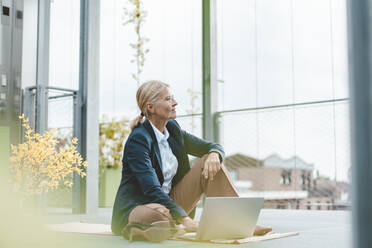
left=9, top=115, right=87, bottom=196
left=123, top=0, right=149, bottom=86
left=99, top=115, right=131, bottom=170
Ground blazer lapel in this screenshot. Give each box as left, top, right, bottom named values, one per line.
left=166, top=121, right=183, bottom=146
left=167, top=135, right=182, bottom=163
left=143, top=119, right=163, bottom=171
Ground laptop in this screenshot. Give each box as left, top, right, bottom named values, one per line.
left=181, top=197, right=264, bottom=241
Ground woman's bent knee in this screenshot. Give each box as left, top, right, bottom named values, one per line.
left=128, top=203, right=172, bottom=225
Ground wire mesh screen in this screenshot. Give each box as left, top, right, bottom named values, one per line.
left=48, top=90, right=74, bottom=130
left=219, top=100, right=351, bottom=210
left=45, top=89, right=75, bottom=210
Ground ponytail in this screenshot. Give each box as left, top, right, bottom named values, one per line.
left=130, top=113, right=145, bottom=130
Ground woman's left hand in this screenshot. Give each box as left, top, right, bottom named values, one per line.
left=202, top=152, right=221, bottom=181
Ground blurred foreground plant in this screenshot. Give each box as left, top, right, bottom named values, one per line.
left=9, top=114, right=87, bottom=196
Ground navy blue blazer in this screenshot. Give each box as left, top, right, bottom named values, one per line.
left=111, top=119, right=225, bottom=234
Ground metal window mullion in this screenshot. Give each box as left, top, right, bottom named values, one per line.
left=35, top=0, right=50, bottom=134
left=202, top=0, right=218, bottom=142
left=72, top=93, right=82, bottom=213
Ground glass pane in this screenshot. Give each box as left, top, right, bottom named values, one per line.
left=49, top=0, right=80, bottom=90
left=217, top=0, right=349, bottom=111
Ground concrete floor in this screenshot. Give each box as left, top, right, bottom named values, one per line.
left=42, top=208, right=352, bottom=248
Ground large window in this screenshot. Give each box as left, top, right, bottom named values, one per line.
left=100, top=0, right=202, bottom=122
left=217, top=0, right=350, bottom=210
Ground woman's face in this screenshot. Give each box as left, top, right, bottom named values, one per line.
left=148, top=87, right=178, bottom=121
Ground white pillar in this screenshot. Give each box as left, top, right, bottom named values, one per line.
left=347, top=0, right=372, bottom=247
left=78, top=0, right=100, bottom=214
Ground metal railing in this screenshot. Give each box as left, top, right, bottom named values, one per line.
left=23, top=86, right=79, bottom=212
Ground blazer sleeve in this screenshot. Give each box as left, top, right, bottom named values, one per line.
left=125, top=133, right=188, bottom=219
left=180, top=128, right=225, bottom=162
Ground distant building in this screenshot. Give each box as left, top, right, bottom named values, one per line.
left=223, top=153, right=349, bottom=210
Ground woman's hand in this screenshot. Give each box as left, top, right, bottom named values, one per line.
left=202, top=152, right=221, bottom=181
left=177, top=216, right=199, bottom=232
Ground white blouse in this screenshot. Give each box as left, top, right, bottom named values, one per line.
left=149, top=121, right=178, bottom=194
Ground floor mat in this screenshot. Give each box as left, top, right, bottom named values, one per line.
left=46, top=222, right=299, bottom=244
left=46, top=222, right=115, bottom=236
left=173, top=231, right=299, bottom=244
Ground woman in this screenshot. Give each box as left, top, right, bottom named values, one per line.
left=111, top=80, right=271, bottom=242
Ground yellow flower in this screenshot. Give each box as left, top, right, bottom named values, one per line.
left=10, top=115, right=88, bottom=196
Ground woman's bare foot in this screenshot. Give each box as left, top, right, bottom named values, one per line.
left=253, top=224, right=272, bottom=236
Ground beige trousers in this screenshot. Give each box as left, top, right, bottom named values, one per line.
left=128, top=155, right=239, bottom=225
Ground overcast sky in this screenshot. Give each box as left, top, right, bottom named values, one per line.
left=44, top=0, right=350, bottom=182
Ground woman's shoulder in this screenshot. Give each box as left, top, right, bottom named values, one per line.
left=128, top=124, right=151, bottom=141
left=123, top=127, right=153, bottom=153
left=122, top=129, right=152, bottom=158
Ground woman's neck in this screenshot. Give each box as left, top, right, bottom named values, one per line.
left=148, top=118, right=167, bottom=133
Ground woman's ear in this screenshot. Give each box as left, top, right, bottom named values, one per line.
left=146, top=102, right=154, bottom=115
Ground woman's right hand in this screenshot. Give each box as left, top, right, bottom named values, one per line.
left=177, top=216, right=199, bottom=232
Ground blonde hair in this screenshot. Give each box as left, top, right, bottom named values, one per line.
left=130, top=80, right=170, bottom=130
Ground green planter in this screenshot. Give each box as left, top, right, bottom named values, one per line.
left=99, top=167, right=122, bottom=207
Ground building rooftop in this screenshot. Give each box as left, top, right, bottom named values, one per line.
left=224, top=153, right=262, bottom=169
left=263, top=154, right=314, bottom=171
left=223, top=153, right=314, bottom=171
